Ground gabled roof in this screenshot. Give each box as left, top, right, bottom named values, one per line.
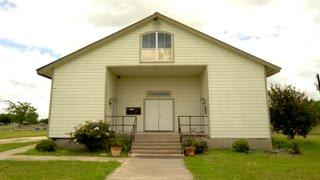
left=37, top=12, right=281, bottom=79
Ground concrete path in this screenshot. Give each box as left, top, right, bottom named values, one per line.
left=0, top=136, right=46, bottom=144
left=107, top=158, right=193, bottom=180
left=0, top=144, right=125, bottom=163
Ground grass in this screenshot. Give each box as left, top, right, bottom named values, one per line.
left=310, top=125, right=320, bottom=135
left=20, top=146, right=128, bottom=157
left=185, top=134, right=320, bottom=180
left=0, top=160, right=120, bottom=180
left=0, top=130, right=46, bottom=139
left=0, top=142, right=37, bottom=152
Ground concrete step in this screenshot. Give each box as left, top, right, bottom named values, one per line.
left=131, top=149, right=182, bottom=154
left=130, top=153, right=184, bottom=159
left=134, top=137, right=180, bottom=140
left=131, top=145, right=181, bottom=150
left=134, top=140, right=180, bottom=143
left=135, top=133, right=179, bottom=138
left=133, top=142, right=181, bottom=146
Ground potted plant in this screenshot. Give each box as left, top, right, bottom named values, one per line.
left=184, top=138, right=196, bottom=156
left=110, top=140, right=122, bottom=157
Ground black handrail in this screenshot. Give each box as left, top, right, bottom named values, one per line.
left=105, top=115, right=137, bottom=153
left=178, top=115, right=209, bottom=154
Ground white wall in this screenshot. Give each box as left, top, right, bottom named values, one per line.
left=49, top=18, right=270, bottom=139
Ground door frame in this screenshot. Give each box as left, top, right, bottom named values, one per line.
left=143, top=98, right=175, bottom=132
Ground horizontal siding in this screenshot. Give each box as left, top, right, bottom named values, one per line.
left=49, top=19, right=270, bottom=138
left=208, top=64, right=270, bottom=138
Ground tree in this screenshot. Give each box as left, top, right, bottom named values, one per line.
left=268, top=84, right=318, bottom=139
left=0, top=114, right=12, bottom=124
left=4, top=101, right=39, bottom=126
left=39, top=118, right=48, bottom=124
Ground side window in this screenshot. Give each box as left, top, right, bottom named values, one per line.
left=141, top=32, right=173, bottom=62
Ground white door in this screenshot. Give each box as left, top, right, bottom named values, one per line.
left=145, top=99, right=173, bottom=131
left=145, top=100, right=159, bottom=131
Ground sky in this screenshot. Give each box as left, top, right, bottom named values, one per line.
left=0, top=0, right=320, bottom=118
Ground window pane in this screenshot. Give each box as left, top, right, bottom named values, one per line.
left=149, top=33, right=156, bottom=48
left=142, top=49, right=156, bottom=60
left=165, top=34, right=171, bottom=48
left=158, top=33, right=165, bottom=48
left=142, top=34, right=149, bottom=48
left=158, top=49, right=172, bottom=61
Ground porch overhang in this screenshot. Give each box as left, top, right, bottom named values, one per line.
left=107, top=65, right=206, bottom=77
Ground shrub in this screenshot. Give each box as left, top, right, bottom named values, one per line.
left=232, top=139, right=249, bottom=153
left=39, top=118, right=48, bottom=124
left=70, top=120, right=115, bottom=151
left=195, top=139, right=208, bottom=154
left=183, top=137, right=196, bottom=147
left=35, top=139, right=57, bottom=152
left=183, top=137, right=208, bottom=154
left=272, top=137, right=293, bottom=149
left=118, top=135, right=131, bottom=152
left=291, top=141, right=301, bottom=154
left=107, top=135, right=132, bottom=152
left=0, top=114, right=12, bottom=124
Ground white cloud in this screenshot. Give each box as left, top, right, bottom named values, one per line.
left=0, top=45, right=53, bottom=118
left=0, top=0, right=319, bottom=118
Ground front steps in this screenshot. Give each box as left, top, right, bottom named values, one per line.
left=130, top=133, right=184, bottom=158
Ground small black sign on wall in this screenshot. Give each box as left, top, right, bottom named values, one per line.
left=126, top=107, right=141, bottom=115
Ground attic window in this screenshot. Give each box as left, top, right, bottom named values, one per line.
left=141, top=32, right=173, bottom=62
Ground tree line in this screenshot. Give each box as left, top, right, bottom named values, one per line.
left=0, top=101, right=48, bottom=126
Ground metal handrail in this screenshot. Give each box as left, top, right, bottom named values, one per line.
left=105, top=115, right=137, bottom=153
left=178, top=115, right=209, bottom=154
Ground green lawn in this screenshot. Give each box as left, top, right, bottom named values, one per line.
left=20, top=146, right=128, bottom=157
left=0, top=130, right=46, bottom=139
left=185, top=135, right=320, bottom=180
left=0, top=142, right=37, bottom=152
left=0, top=160, right=120, bottom=180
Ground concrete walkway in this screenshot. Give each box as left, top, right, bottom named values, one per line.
left=107, top=158, right=193, bottom=180
left=0, top=136, right=46, bottom=144
left=0, top=144, right=125, bottom=163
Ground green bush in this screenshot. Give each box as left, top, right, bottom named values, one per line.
left=70, top=120, right=115, bottom=151
left=183, top=137, right=208, bottom=154
left=107, top=135, right=131, bottom=152
left=272, top=137, right=293, bottom=149
left=291, top=141, right=301, bottom=154
left=39, top=118, right=48, bottom=124
left=35, top=139, right=57, bottom=152
left=195, top=139, right=208, bottom=154
left=118, top=135, right=131, bottom=152
left=232, top=139, right=249, bottom=153
left=183, top=137, right=196, bottom=147
left=0, top=114, right=12, bottom=124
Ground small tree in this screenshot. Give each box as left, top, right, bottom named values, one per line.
left=0, top=114, right=12, bottom=124
left=4, top=101, right=39, bottom=126
left=39, top=118, right=48, bottom=124
left=268, top=84, right=318, bottom=139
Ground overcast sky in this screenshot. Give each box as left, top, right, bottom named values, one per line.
left=0, top=0, right=319, bottom=118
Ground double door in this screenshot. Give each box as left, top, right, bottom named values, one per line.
left=145, top=99, right=173, bottom=131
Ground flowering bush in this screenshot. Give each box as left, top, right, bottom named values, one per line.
left=70, top=120, right=115, bottom=151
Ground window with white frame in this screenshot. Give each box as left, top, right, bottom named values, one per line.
left=141, top=32, right=173, bottom=62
